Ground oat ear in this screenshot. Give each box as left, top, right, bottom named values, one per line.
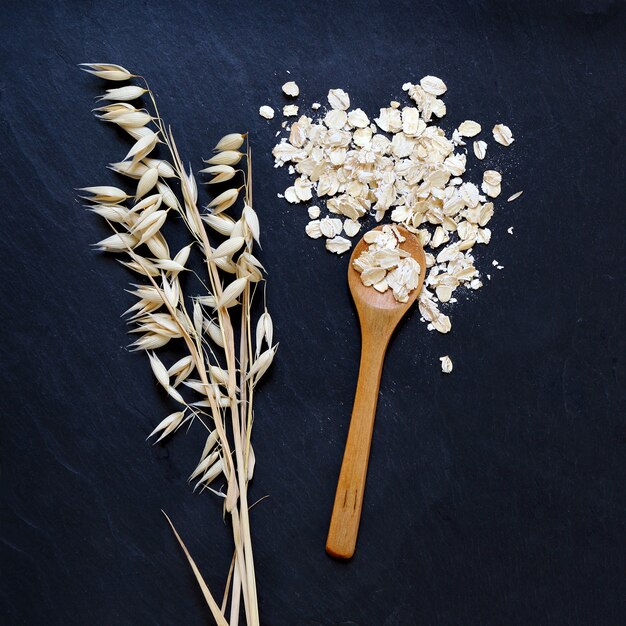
left=83, top=63, right=273, bottom=624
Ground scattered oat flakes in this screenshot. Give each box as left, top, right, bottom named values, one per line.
left=375, top=106, right=402, bottom=133
left=285, top=186, right=301, bottom=203
left=353, top=127, right=373, bottom=147
left=305, top=220, right=322, bottom=238
left=294, top=176, right=313, bottom=201
left=282, top=81, right=299, bottom=97
left=507, top=191, right=523, bottom=202
left=477, top=228, right=491, bottom=244
left=308, top=206, right=321, bottom=219
left=347, top=108, right=370, bottom=128
left=420, top=75, right=447, bottom=96
left=452, top=129, right=465, bottom=146
left=507, top=227, right=514, bottom=235
left=283, top=105, right=299, bottom=117
left=473, top=140, right=487, bottom=160
left=479, top=203, right=494, bottom=226
left=327, top=88, right=350, bottom=110
left=492, top=123, right=514, bottom=146
left=311, top=102, right=321, bottom=110
left=325, top=109, right=348, bottom=129
left=271, top=76, right=517, bottom=334
left=420, top=290, right=451, bottom=333
left=319, top=216, right=343, bottom=238
left=343, top=219, right=361, bottom=237
left=482, top=170, right=502, bottom=198
left=326, top=236, right=351, bottom=254
left=440, top=355, right=453, bottom=373
left=436, top=285, right=453, bottom=302
left=259, top=105, right=275, bottom=120
left=401, top=107, right=422, bottom=136
left=458, top=120, right=481, bottom=137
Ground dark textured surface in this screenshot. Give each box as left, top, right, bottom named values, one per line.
left=1, top=1, right=625, bottom=624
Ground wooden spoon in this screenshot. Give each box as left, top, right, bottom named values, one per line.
left=326, top=225, right=427, bottom=559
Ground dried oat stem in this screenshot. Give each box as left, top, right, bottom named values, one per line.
left=82, top=64, right=275, bottom=626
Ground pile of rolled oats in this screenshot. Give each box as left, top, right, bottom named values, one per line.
left=265, top=76, right=518, bottom=335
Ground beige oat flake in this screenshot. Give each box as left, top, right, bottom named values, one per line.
left=305, top=220, right=322, bottom=239
left=327, top=88, right=350, bottom=111
left=308, top=206, right=321, bottom=219
left=343, top=219, right=361, bottom=237
left=492, top=123, right=514, bottom=146
left=420, top=75, right=447, bottom=96
left=458, top=120, right=481, bottom=137
left=282, top=81, right=299, bottom=97
left=259, top=105, right=275, bottom=120
left=319, top=216, right=343, bottom=238
left=326, top=236, right=352, bottom=254
left=473, top=140, right=487, bottom=160
left=325, top=109, right=348, bottom=129
left=482, top=170, right=502, bottom=198
left=440, top=356, right=453, bottom=373
left=347, top=108, right=370, bottom=128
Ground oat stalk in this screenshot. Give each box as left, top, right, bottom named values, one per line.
left=80, top=63, right=275, bottom=626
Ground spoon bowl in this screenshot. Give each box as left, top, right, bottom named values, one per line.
left=326, top=225, right=427, bottom=559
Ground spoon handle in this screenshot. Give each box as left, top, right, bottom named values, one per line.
left=326, top=331, right=389, bottom=559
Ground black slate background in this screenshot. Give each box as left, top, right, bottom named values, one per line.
left=1, top=1, right=625, bottom=624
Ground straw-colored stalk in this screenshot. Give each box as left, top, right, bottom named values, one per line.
left=80, top=63, right=276, bottom=626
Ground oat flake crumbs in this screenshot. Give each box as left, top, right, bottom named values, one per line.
left=259, top=105, right=275, bottom=120
left=440, top=355, right=453, bottom=373
left=282, top=81, right=299, bottom=97
left=270, top=75, right=518, bottom=335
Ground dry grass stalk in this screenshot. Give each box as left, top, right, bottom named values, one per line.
left=81, top=62, right=276, bottom=626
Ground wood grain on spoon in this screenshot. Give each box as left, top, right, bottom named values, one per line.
left=326, top=225, right=426, bottom=560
